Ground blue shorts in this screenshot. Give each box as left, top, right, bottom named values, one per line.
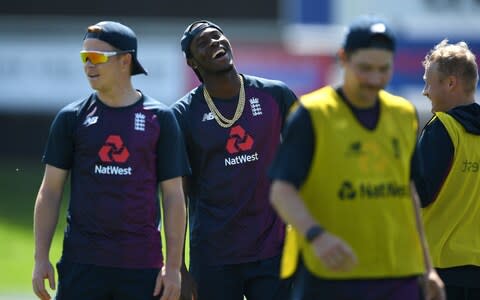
left=445, top=286, right=480, bottom=300
left=190, top=255, right=291, bottom=300
left=55, top=260, right=161, bottom=300
left=291, top=263, right=423, bottom=300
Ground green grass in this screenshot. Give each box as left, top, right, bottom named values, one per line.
left=0, top=158, right=66, bottom=294
left=0, top=157, right=189, bottom=295
left=0, top=226, right=64, bottom=293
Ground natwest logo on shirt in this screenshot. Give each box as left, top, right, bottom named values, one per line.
left=98, top=135, right=130, bottom=163
left=224, top=125, right=259, bottom=166
left=95, top=135, right=133, bottom=176
left=226, top=125, right=254, bottom=154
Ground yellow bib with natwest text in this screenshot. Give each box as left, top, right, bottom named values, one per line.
left=281, top=87, right=424, bottom=279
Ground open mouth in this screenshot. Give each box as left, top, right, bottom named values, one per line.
left=212, top=49, right=227, bottom=59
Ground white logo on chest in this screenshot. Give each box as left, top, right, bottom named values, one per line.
left=83, top=116, right=98, bottom=127
left=249, top=97, right=262, bottom=116
left=134, top=113, right=146, bottom=131
left=202, top=112, right=215, bottom=122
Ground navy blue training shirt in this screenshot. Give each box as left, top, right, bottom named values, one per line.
left=172, top=74, right=297, bottom=265
left=43, top=93, right=191, bottom=269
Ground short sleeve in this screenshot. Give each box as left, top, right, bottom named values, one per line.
left=42, top=109, right=76, bottom=170
left=269, top=105, right=315, bottom=188
left=156, top=108, right=191, bottom=182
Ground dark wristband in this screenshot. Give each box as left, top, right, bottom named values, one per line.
left=305, top=225, right=324, bottom=243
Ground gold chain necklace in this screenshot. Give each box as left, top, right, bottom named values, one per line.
left=203, top=75, right=245, bottom=128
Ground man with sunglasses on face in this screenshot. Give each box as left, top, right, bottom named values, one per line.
left=171, top=20, right=297, bottom=300
left=32, top=21, right=190, bottom=300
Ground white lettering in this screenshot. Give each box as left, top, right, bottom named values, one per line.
left=224, top=152, right=259, bottom=166
left=94, top=164, right=133, bottom=175
left=202, top=112, right=215, bottom=122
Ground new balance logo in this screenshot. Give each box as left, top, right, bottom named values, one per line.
left=202, top=112, right=215, bottom=122
left=134, top=113, right=145, bottom=131
left=249, top=97, right=262, bottom=116
left=83, top=116, right=98, bottom=127
left=346, top=141, right=363, bottom=156
left=83, top=107, right=98, bottom=127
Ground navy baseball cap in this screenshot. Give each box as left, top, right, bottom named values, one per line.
left=343, top=16, right=396, bottom=53
left=84, top=21, right=147, bottom=75
left=180, top=20, right=223, bottom=58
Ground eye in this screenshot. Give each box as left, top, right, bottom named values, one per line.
left=195, top=36, right=209, bottom=48
left=379, top=66, right=390, bottom=73
left=357, top=64, right=372, bottom=72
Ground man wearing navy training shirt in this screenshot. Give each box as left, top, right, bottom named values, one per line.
left=172, top=20, right=297, bottom=300
left=32, top=21, right=190, bottom=300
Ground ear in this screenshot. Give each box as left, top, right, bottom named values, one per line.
left=447, top=75, right=457, bottom=90
left=187, top=58, right=198, bottom=69
left=337, top=48, right=348, bottom=66
left=121, top=53, right=133, bottom=72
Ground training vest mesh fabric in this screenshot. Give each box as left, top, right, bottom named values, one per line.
left=281, top=86, right=424, bottom=279
left=423, top=112, right=480, bottom=268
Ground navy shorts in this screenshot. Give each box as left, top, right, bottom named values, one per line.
left=445, top=286, right=480, bottom=300
left=291, top=263, right=423, bottom=300
left=55, top=260, right=161, bottom=300
left=189, top=254, right=291, bottom=300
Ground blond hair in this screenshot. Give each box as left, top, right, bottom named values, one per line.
left=423, top=39, right=478, bottom=94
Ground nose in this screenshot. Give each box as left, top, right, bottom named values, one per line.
left=422, top=85, right=428, bottom=97
left=367, top=72, right=384, bottom=87
left=84, top=60, right=96, bottom=69
left=211, top=39, right=220, bottom=47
